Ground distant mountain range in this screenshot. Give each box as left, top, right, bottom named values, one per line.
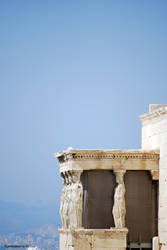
left=0, top=200, right=61, bottom=235
left=0, top=224, right=59, bottom=249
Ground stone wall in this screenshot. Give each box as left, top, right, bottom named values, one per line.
left=59, top=228, right=128, bottom=250
left=140, top=105, right=167, bottom=249
left=140, top=104, right=167, bottom=150
left=159, top=129, right=167, bottom=249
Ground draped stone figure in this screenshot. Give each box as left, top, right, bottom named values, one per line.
left=60, top=173, right=66, bottom=228
left=69, top=171, right=83, bottom=229
left=60, top=170, right=83, bottom=229
left=60, top=172, right=71, bottom=229
left=112, top=171, right=126, bottom=228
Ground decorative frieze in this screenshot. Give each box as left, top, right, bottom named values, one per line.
left=55, top=149, right=159, bottom=177
left=55, top=150, right=159, bottom=163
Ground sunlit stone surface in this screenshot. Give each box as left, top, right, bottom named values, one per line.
left=141, top=104, right=167, bottom=249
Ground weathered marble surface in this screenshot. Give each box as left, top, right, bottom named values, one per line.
left=55, top=149, right=159, bottom=180
left=141, top=104, right=167, bottom=249
left=113, top=171, right=126, bottom=228
left=152, top=236, right=159, bottom=250
left=140, top=105, right=167, bottom=150
left=60, top=170, right=83, bottom=230
left=159, top=131, right=167, bottom=247
left=59, top=228, right=128, bottom=250
left=56, top=148, right=159, bottom=249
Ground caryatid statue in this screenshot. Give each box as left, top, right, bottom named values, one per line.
left=112, top=170, right=126, bottom=228
left=69, top=170, right=83, bottom=229
left=60, top=171, right=72, bottom=229
left=60, top=170, right=83, bottom=229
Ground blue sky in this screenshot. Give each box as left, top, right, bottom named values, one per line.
left=0, top=0, right=167, bottom=206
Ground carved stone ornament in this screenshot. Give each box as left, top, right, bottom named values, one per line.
left=112, top=170, right=126, bottom=228
left=60, top=170, right=83, bottom=229
left=56, top=151, right=159, bottom=163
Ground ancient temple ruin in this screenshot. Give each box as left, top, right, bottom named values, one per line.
left=55, top=104, right=167, bottom=250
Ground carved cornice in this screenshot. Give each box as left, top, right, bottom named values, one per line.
left=55, top=150, right=159, bottom=164
left=140, top=106, right=167, bottom=126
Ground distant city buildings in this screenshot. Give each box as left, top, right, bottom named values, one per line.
left=3, top=245, right=40, bottom=250
left=0, top=224, right=59, bottom=250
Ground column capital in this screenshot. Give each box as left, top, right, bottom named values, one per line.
left=114, top=169, right=126, bottom=174
left=150, top=170, right=159, bottom=180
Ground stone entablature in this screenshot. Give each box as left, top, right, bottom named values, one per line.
left=55, top=149, right=159, bottom=179
left=140, top=105, right=167, bottom=126
left=56, top=149, right=159, bottom=162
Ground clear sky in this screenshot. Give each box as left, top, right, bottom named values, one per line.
left=0, top=0, right=167, bottom=206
